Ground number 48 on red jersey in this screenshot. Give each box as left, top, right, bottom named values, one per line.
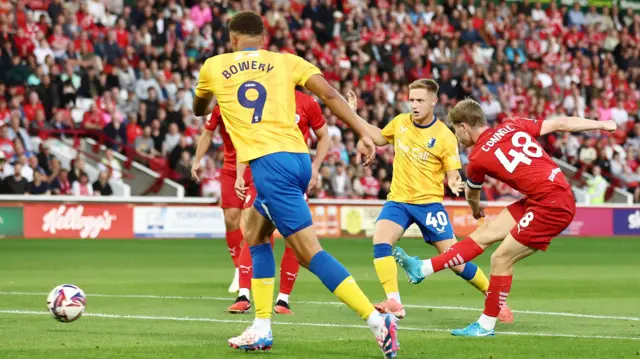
left=466, top=118, right=570, bottom=202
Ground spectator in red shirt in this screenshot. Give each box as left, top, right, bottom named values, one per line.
left=0, top=99, right=10, bottom=124
left=48, top=24, right=70, bottom=58
left=0, top=126, right=15, bottom=159
left=126, top=113, right=143, bottom=145
left=22, top=92, right=44, bottom=123
left=51, top=168, right=72, bottom=195
left=359, top=167, right=380, bottom=199
left=82, top=104, right=104, bottom=131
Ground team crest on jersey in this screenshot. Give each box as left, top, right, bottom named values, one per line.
left=427, top=138, right=436, bottom=148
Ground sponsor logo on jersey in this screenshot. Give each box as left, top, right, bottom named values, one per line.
left=395, top=139, right=430, bottom=161
left=548, top=167, right=561, bottom=182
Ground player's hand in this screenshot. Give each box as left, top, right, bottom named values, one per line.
left=308, top=165, right=320, bottom=193
left=234, top=176, right=248, bottom=201
left=472, top=204, right=486, bottom=220
left=356, top=137, right=376, bottom=167
left=191, top=162, right=201, bottom=182
left=448, top=177, right=464, bottom=197
left=601, top=120, right=617, bottom=133
left=346, top=90, right=357, bottom=111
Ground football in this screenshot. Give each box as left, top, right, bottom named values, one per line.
left=46, top=284, right=87, bottom=323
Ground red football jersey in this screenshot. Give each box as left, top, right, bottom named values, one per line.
left=205, top=105, right=239, bottom=174
left=466, top=118, right=570, bottom=202
left=206, top=91, right=325, bottom=172
left=294, top=91, right=326, bottom=142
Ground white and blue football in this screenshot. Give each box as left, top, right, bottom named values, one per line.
left=46, top=284, right=86, bottom=323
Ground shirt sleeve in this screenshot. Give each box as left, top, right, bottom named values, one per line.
left=465, top=158, right=486, bottom=190
left=285, top=54, right=322, bottom=87
left=195, top=58, right=215, bottom=99
left=306, top=97, right=326, bottom=131
left=441, top=133, right=462, bottom=172
left=513, top=117, right=543, bottom=137
left=204, top=105, right=221, bottom=132
left=380, top=116, right=398, bottom=144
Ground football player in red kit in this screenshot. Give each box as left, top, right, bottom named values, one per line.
left=194, top=90, right=329, bottom=315
left=194, top=104, right=252, bottom=294
left=394, top=99, right=616, bottom=336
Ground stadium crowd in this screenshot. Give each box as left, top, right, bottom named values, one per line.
left=0, top=0, right=638, bottom=203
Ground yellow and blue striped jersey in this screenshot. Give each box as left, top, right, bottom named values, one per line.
left=195, top=49, right=321, bottom=163
left=381, top=113, right=461, bottom=204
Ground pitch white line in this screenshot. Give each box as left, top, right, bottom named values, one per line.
left=0, top=309, right=638, bottom=341
left=2, top=291, right=639, bottom=322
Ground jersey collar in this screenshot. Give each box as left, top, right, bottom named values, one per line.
left=413, top=115, right=437, bottom=129
left=239, top=47, right=258, bottom=51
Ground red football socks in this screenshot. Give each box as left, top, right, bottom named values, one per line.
left=225, top=229, right=244, bottom=268
left=237, top=235, right=277, bottom=292
left=431, top=237, right=484, bottom=273
left=483, top=275, right=513, bottom=317
left=238, top=241, right=252, bottom=291
left=279, top=247, right=300, bottom=295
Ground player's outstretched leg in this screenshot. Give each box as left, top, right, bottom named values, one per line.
left=228, top=208, right=276, bottom=351
left=372, top=219, right=405, bottom=319
left=287, top=226, right=399, bottom=359
left=223, top=208, right=244, bottom=293
left=431, top=238, right=513, bottom=323
left=395, top=209, right=515, bottom=283
left=275, top=243, right=299, bottom=315
left=451, top=235, right=535, bottom=337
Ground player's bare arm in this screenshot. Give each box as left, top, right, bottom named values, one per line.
left=191, top=129, right=213, bottom=181
left=465, top=185, right=485, bottom=220
left=235, top=160, right=249, bottom=200
left=193, top=95, right=213, bottom=117
left=304, top=75, right=376, bottom=164
left=308, top=124, right=329, bottom=191
left=446, top=170, right=464, bottom=197
left=540, top=117, right=617, bottom=136
left=193, top=58, right=215, bottom=116
left=346, top=90, right=387, bottom=146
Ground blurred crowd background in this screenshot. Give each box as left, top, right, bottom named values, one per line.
left=0, top=0, right=638, bottom=203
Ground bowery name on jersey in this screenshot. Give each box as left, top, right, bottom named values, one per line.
left=481, top=125, right=515, bottom=152
left=222, top=60, right=275, bottom=79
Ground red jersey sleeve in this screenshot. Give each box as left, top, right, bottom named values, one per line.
left=306, top=97, right=326, bottom=131
left=204, top=106, right=221, bottom=132
left=465, top=158, right=486, bottom=190
left=510, top=117, right=543, bottom=138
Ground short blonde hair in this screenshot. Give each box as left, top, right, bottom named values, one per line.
left=408, top=78, right=439, bottom=94
left=447, top=98, right=486, bottom=128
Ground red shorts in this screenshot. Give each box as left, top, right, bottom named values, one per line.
left=220, top=169, right=255, bottom=209
left=507, top=192, right=576, bottom=251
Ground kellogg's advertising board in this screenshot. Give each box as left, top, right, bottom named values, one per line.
left=23, top=204, right=134, bottom=239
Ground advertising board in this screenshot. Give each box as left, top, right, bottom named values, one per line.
left=133, top=206, right=225, bottom=238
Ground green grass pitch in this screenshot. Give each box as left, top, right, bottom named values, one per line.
left=0, top=237, right=639, bottom=358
